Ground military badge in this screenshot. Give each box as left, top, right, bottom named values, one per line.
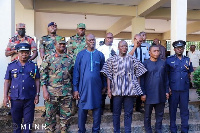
left=14, top=73, right=17, bottom=78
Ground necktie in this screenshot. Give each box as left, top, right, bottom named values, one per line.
left=135, top=48, right=138, bottom=58
left=140, top=46, right=142, bottom=62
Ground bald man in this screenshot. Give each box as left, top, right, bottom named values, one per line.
left=128, top=34, right=150, bottom=113
left=73, top=34, right=106, bottom=133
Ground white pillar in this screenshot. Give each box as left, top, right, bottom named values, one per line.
left=171, top=0, right=187, bottom=55
left=131, top=17, right=145, bottom=43
left=0, top=0, right=15, bottom=106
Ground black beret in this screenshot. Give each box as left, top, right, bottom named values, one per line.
left=48, top=22, right=57, bottom=27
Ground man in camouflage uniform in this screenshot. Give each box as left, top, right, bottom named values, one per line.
left=67, top=23, right=86, bottom=115
left=5, top=23, right=38, bottom=61
left=40, top=36, right=73, bottom=133
left=39, top=22, right=62, bottom=59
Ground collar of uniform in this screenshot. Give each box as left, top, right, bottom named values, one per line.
left=174, top=54, right=184, bottom=59
left=16, top=60, right=29, bottom=67
left=54, top=51, right=69, bottom=58
left=47, top=34, right=58, bottom=38
left=86, top=49, right=96, bottom=53
left=76, top=33, right=85, bottom=40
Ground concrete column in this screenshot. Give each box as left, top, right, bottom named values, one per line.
left=0, top=0, right=15, bottom=106
left=15, top=0, right=35, bottom=37
left=131, top=17, right=145, bottom=43
left=171, top=0, right=187, bottom=55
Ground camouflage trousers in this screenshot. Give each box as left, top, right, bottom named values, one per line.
left=45, top=95, right=72, bottom=132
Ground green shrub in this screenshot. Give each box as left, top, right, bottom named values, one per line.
left=193, top=67, right=200, bottom=97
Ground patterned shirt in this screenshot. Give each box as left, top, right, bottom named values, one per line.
left=40, top=51, right=73, bottom=96
left=67, top=34, right=86, bottom=64
left=39, top=35, right=61, bottom=55
left=101, top=54, right=147, bottom=96
left=6, top=34, right=37, bottom=61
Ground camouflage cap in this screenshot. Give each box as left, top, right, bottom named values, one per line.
left=56, top=36, right=66, bottom=44
left=16, top=23, right=25, bottom=29
left=77, top=23, right=86, bottom=29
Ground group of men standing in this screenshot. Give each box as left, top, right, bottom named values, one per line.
left=3, top=22, right=194, bottom=133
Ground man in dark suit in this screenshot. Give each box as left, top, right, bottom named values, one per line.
left=140, top=45, right=169, bottom=133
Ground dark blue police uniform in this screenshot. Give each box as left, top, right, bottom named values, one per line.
left=4, top=43, right=40, bottom=133
left=166, top=41, right=193, bottom=133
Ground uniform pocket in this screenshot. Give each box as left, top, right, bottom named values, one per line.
left=10, top=84, right=19, bottom=98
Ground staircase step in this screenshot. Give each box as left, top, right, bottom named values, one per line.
left=1, top=102, right=200, bottom=133
left=68, top=119, right=200, bottom=133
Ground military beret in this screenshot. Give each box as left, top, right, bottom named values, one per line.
left=77, top=23, right=86, bottom=29
left=15, top=43, right=31, bottom=51
left=16, top=23, right=25, bottom=29
left=172, top=40, right=186, bottom=48
left=56, top=36, right=66, bottom=44
left=48, top=22, right=57, bottom=27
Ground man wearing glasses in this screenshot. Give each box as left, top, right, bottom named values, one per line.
left=128, top=34, right=150, bottom=113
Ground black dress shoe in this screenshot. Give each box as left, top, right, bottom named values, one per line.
left=136, top=109, right=144, bottom=113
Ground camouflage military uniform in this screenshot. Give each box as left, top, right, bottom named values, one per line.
left=67, top=34, right=86, bottom=63
left=6, top=35, right=37, bottom=61
left=39, top=35, right=62, bottom=55
left=66, top=33, right=86, bottom=116
left=40, top=51, right=73, bottom=132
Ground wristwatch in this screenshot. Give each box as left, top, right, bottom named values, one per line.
left=36, top=93, right=40, bottom=96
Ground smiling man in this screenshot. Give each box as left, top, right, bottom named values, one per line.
left=73, top=34, right=106, bottom=133
left=3, top=43, right=40, bottom=133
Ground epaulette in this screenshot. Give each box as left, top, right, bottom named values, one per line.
left=28, top=60, right=34, bottom=63
left=10, top=35, right=18, bottom=41
left=8, top=60, right=18, bottom=65
left=70, top=35, right=76, bottom=39
left=42, top=35, right=50, bottom=38
left=26, top=35, right=33, bottom=39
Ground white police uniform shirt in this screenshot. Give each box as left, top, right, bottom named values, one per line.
left=142, top=42, right=151, bottom=51
left=128, top=43, right=150, bottom=62
left=97, top=44, right=117, bottom=61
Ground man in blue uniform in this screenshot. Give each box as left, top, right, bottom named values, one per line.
left=166, top=40, right=193, bottom=133
left=141, top=45, right=169, bottom=133
left=73, top=34, right=106, bottom=133
left=3, top=43, right=40, bottom=133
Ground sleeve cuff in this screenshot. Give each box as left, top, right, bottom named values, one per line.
left=40, top=81, right=46, bottom=86
left=73, top=86, right=78, bottom=92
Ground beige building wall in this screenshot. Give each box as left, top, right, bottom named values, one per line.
left=15, top=0, right=35, bottom=37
